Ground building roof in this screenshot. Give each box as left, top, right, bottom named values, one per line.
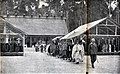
left=5, top=17, right=68, bottom=35
left=0, top=17, right=5, bottom=33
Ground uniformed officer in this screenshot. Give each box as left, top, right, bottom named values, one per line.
left=88, top=38, right=98, bottom=68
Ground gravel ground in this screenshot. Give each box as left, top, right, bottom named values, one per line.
left=0, top=48, right=120, bottom=74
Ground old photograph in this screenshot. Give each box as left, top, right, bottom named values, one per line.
left=0, top=0, right=120, bottom=74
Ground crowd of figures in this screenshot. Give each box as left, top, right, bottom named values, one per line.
left=0, top=38, right=23, bottom=52
left=35, top=38, right=89, bottom=64
left=34, top=37, right=120, bottom=68
left=0, top=43, right=23, bottom=52
left=97, top=37, right=119, bottom=53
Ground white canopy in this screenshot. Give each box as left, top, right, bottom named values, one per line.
left=60, top=17, right=107, bottom=40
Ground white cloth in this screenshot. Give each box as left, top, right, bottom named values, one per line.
left=102, top=44, right=108, bottom=52
left=6, top=38, right=9, bottom=43
left=72, top=44, right=84, bottom=62
left=108, top=44, right=111, bottom=52
left=46, top=44, right=50, bottom=54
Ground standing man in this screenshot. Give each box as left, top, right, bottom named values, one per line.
left=88, top=38, right=98, bottom=68
left=67, top=40, right=73, bottom=61
left=72, top=40, right=80, bottom=63
left=61, top=41, right=67, bottom=59
left=72, top=39, right=84, bottom=64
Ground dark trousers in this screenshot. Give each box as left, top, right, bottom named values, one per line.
left=90, top=54, right=97, bottom=64
left=67, top=51, right=72, bottom=58
left=61, top=50, right=67, bottom=58
left=35, top=47, right=39, bottom=52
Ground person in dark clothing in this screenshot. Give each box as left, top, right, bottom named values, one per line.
left=55, top=45, right=59, bottom=57
left=49, top=41, right=56, bottom=56
left=54, top=40, right=59, bottom=57
left=5, top=43, right=10, bottom=52
left=1, top=43, right=5, bottom=52
left=58, top=42, right=63, bottom=57
left=88, top=38, right=98, bottom=68
left=35, top=43, right=39, bottom=52
left=61, top=41, right=67, bottom=59
left=19, top=43, right=23, bottom=52
left=40, top=45, right=44, bottom=53
left=111, top=44, right=115, bottom=52
left=10, top=42, right=16, bottom=52
left=111, top=38, right=116, bottom=52
left=67, top=40, right=73, bottom=61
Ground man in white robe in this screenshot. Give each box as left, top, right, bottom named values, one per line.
left=72, top=40, right=84, bottom=64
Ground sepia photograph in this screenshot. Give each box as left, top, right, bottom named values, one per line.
left=0, top=0, right=120, bottom=74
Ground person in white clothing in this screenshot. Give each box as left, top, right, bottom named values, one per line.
left=72, top=40, right=84, bottom=64
left=79, top=40, right=84, bottom=62
left=46, top=44, right=50, bottom=54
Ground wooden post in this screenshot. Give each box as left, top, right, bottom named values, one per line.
left=22, top=35, right=25, bottom=51
left=115, top=7, right=119, bottom=35
left=106, top=20, right=108, bottom=35
left=3, top=23, right=6, bottom=33
left=115, top=26, right=117, bottom=35
left=96, top=26, right=98, bottom=35
left=30, top=36, right=32, bottom=47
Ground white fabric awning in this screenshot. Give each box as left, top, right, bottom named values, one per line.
left=61, top=17, right=107, bottom=40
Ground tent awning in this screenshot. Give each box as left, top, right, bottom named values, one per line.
left=61, top=17, right=107, bottom=40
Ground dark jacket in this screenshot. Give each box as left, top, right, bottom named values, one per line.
left=88, top=43, right=98, bottom=54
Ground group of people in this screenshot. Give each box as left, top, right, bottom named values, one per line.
left=35, top=40, right=46, bottom=52
left=35, top=39, right=85, bottom=64
left=35, top=38, right=98, bottom=68
left=0, top=38, right=23, bottom=52
left=97, top=38, right=119, bottom=52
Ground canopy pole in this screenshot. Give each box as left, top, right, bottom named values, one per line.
left=30, top=36, right=32, bottom=47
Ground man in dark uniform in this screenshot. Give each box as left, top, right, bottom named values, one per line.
left=67, top=40, right=73, bottom=61
left=88, top=38, right=98, bottom=68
